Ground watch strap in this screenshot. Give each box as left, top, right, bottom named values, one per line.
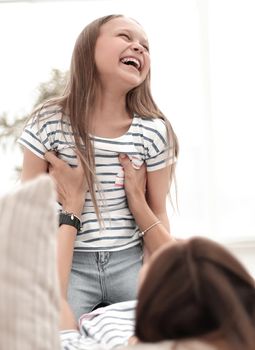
left=59, top=212, right=81, bottom=231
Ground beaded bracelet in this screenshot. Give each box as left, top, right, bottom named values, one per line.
left=138, top=220, right=161, bottom=238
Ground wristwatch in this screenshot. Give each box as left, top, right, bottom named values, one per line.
left=59, top=212, right=81, bottom=232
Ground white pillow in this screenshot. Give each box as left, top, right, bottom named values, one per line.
left=0, top=175, right=60, bottom=350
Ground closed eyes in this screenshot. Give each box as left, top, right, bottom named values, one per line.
left=142, top=43, right=149, bottom=52
left=118, top=33, right=149, bottom=52
left=119, top=33, right=131, bottom=40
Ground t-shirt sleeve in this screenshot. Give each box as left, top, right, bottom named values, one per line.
left=144, top=118, right=176, bottom=172
left=60, top=300, right=136, bottom=349
left=18, top=109, right=62, bottom=159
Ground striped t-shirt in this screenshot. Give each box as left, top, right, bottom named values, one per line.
left=60, top=300, right=136, bottom=349
left=19, top=106, right=174, bottom=252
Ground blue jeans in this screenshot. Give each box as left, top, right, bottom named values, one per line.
left=67, top=244, right=143, bottom=319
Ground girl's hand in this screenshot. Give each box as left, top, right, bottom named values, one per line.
left=44, top=151, right=88, bottom=215
left=118, top=154, right=147, bottom=213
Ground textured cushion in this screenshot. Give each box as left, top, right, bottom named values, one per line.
left=0, top=175, right=60, bottom=350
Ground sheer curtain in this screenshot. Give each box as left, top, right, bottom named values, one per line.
left=146, top=0, right=255, bottom=244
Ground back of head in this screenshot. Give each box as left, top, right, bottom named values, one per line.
left=135, top=237, right=255, bottom=349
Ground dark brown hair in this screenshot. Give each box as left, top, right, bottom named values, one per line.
left=135, top=237, right=255, bottom=350
left=32, top=14, right=178, bottom=220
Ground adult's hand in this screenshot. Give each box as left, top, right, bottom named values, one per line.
left=119, top=154, right=174, bottom=255
left=118, top=154, right=146, bottom=214
left=44, top=151, right=88, bottom=215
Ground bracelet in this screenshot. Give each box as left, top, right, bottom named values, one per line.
left=59, top=211, right=81, bottom=232
left=138, top=220, right=161, bottom=238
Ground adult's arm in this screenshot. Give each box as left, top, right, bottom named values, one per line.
left=119, top=155, right=174, bottom=255
left=44, top=151, right=86, bottom=298
left=44, top=151, right=87, bottom=330
left=146, top=165, right=171, bottom=232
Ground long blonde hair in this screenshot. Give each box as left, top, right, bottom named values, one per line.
left=33, top=14, right=179, bottom=219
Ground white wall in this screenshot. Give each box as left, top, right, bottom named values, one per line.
left=226, top=240, right=255, bottom=278
left=0, top=1, right=254, bottom=262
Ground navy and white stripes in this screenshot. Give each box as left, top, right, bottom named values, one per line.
left=19, top=106, right=174, bottom=252
left=60, top=300, right=136, bottom=350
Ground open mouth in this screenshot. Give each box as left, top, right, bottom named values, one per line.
left=120, top=57, right=141, bottom=71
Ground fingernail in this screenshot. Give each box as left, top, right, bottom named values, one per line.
left=131, top=157, right=143, bottom=170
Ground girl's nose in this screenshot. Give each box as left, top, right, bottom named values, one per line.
left=131, top=42, right=144, bottom=54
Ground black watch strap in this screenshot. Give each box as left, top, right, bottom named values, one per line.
left=59, top=212, right=81, bottom=231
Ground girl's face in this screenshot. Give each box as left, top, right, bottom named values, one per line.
left=94, top=17, right=150, bottom=92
